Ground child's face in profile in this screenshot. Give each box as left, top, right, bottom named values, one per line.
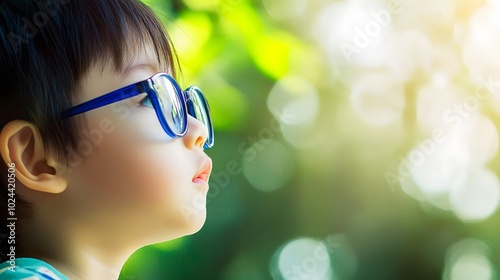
left=60, top=44, right=211, bottom=246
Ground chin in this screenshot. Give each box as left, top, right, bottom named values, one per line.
left=184, top=212, right=207, bottom=235
left=144, top=213, right=207, bottom=246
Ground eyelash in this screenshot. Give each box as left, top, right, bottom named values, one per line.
left=140, top=95, right=166, bottom=109
left=139, top=96, right=153, bottom=108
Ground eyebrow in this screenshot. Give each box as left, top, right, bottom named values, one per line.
left=120, top=62, right=159, bottom=78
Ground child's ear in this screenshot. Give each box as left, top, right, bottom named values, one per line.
left=0, top=120, right=67, bottom=193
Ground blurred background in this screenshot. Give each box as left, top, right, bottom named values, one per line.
left=120, top=0, right=500, bottom=279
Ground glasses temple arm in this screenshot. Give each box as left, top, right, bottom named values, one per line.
left=61, top=82, right=147, bottom=118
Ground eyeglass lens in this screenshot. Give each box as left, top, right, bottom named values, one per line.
left=154, top=76, right=186, bottom=135
left=188, top=88, right=210, bottom=131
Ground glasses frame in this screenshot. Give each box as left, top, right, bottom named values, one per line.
left=61, top=72, right=214, bottom=149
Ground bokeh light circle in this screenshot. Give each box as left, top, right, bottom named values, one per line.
left=272, top=238, right=333, bottom=280
left=409, top=134, right=469, bottom=197
left=350, top=71, right=405, bottom=127
left=462, top=4, right=500, bottom=80
left=444, top=239, right=495, bottom=280
left=449, top=169, right=500, bottom=222
left=459, top=116, right=499, bottom=169
left=416, top=83, right=465, bottom=133
left=242, top=140, right=294, bottom=192
left=312, top=0, right=394, bottom=67
left=267, top=76, right=319, bottom=126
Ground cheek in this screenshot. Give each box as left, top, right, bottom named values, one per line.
left=67, top=110, right=203, bottom=232
left=74, top=105, right=179, bottom=196
left=84, top=129, right=187, bottom=208
left=98, top=134, right=205, bottom=234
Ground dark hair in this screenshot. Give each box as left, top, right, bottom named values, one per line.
left=0, top=0, right=178, bottom=261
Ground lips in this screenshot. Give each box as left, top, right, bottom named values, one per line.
left=193, top=158, right=212, bottom=185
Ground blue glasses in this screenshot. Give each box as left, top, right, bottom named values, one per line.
left=62, top=72, right=214, bottom=149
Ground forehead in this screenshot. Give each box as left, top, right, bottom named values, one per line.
left=78, top=43, right=162, bottom=103
left=102, top=38, right=167, bottom=75
left=120, top=43, right=163, bottom=77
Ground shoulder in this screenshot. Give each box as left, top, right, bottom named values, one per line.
left=0, top=258, right=69, bottom=280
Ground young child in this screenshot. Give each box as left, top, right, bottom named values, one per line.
left=0, top=0, right=214, bottom=279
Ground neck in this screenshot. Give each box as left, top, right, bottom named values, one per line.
left=20, top=251, right=126, bottom=280
left=19, top=221, right=136, bottom=280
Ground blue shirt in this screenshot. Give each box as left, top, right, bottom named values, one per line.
left=0, top=258, right=69, bottom=280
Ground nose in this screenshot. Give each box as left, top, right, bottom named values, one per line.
left=183, top=116, right=208, bottom=149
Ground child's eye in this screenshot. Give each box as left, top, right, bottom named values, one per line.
left=140, top=96, right=153, bottom=108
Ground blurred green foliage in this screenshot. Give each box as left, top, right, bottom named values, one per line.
left=119, top=0, right=500, bottom=279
